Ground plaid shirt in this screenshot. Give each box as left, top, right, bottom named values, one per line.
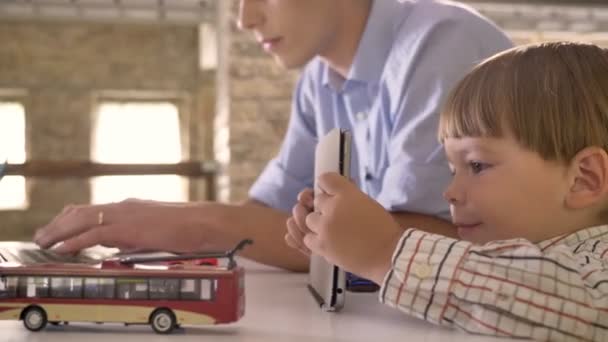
left=379, top=225, right=608, bottom=341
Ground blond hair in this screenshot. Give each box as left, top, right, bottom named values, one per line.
left=438, top=42, right=608, bottom=163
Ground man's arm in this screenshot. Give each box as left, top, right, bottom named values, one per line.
left=34, top=198, right=309, bottom=272
left=201, top=199, right=309, bottom=272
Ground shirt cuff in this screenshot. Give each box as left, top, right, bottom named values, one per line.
left=379, top=228, right=469, bottom=325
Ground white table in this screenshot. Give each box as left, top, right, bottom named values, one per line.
left=0, top=261, right=508, bottom=342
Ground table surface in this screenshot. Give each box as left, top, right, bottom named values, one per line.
left=0, top=260, right=509, bottom=342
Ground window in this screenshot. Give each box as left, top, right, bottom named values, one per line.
left=0, top=276, right=17, bottom=298
left=180, top=278, right=215, bottom=301
left=116, top=278, right=148, bottom=300
left=91, top=102, right=187, bottom=203
left=50, top=277, right=83, bottom=298
left=149, top=278, right=179, bottom=299
left=200, top=279, right=215, bottom=300
left=0, top=102, right=26, bottom=209
left=83, top=278, right=115, bottom=299
left=18, top=277, right=49, bottom=298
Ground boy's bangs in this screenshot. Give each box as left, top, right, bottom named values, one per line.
left=438, top=59, right=511, bottom=143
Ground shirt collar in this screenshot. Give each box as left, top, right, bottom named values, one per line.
left=322, top=0, right=406, bottom=91
left=536, top=225, right=608, bottom=251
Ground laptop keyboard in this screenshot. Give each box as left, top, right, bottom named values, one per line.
left=0, top=246, right=109, bottom=265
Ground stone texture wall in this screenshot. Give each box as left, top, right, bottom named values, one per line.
left=226, top=26, right=298, bottom=201
left=470, top=2, right=608, bottom=46
left=0, top=21, right=211, bottom=239
left=224, top=1, right=608, bottom=203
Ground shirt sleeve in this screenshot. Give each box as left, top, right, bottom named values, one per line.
left=379, top=229, right=608, bottom=341
left=248, top=73, right=317, bottom=213
left=371, top=20, right=512, bottom=221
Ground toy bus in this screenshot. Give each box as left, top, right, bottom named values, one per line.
left=0, top=239, right=252, bottom=334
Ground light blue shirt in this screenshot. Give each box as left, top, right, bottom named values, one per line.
left=249, top=0, right=513, bottom=220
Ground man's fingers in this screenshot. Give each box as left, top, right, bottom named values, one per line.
left=53, top=224, right=126, bottom=254
left=35, top=204, right=110, bottom=249
left=34, top=204, right=77, bottom=247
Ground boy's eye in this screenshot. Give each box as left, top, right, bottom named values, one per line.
left=468, top=161, right=489, bottom=174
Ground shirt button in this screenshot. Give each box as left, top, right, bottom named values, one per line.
left=355, top=111, right=368, bottom=122
left=493, top=290, right=511, bottom=302
left=413, top=263, right=433, bottom=279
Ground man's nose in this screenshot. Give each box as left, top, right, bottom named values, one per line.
left=237, top=0, right=262, bottom=31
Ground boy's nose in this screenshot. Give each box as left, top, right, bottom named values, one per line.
left=443, top=179, right=463, bottom=205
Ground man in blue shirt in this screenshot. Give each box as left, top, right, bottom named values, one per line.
left=34, top=0, right=512, bottom=272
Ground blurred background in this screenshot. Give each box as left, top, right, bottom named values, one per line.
left=0, top=0, right=606, bottom=240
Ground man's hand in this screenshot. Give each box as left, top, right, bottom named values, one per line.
left=303, top=173, right=403, bottom=284
left=33, top=199, right=212, bottom=254
left=285, top=188, right=314, bottom=256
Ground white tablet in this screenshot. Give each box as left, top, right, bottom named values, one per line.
left=307, top=128, right=351, bottom=312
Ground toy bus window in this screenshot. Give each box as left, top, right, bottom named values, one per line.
left=50, top=277, right=83, bottom=298
left=180, top=279, right=216, bottom=301
left=200, top=279, right=214, bottom=300
left=84, top=278, right=115, bottom=299
left=18, top=277, right=49, bottom=298
left=239, top=275, right=245, bottom=291
left=149, top=278, right=179, bottom=300
left=116, top=278, right=148, bottom=300
left=0, top=276, right=17, bottom=298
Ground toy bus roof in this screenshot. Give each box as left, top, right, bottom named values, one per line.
left=0, top=242, right=241, bottom=278
left=0, top=261, right=241, bottom=278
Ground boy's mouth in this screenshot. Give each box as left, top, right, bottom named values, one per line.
left=454, top=222, right=482, bottom=229
left=453, top=222, right=483, bottom=237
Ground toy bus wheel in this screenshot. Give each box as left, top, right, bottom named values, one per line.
left=150, top=309, right=176, bottom=334
left=23, top=307, right=47, bottom=332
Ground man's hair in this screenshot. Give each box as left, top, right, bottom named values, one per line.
left=438, top=41, right=608, bottom=163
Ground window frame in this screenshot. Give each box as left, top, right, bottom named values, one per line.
left=90, top=91, right=192, bottom=203
left=0, top=89, right=29, bottom=210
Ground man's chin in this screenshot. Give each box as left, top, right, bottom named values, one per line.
left=273, top=55, right=309, bottom=70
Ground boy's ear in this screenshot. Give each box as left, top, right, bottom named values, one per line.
left=565, top=147, right=608, bottom=210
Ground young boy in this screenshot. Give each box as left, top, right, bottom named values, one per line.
left=286, top=42, right=608, bottom=341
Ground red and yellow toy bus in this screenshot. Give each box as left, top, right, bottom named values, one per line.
left=0, top=239, right=251, bottom=334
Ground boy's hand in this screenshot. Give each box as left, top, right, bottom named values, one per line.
left=285, top=188, right=314, bottom=256
left=303, top=173, right=403, bottom=284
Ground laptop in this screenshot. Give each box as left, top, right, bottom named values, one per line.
left=307, top=128, right=351, bottom=312
left=0, top=242, right=117, bottom=265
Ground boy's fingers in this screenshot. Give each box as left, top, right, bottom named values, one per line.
left=286, top=217, right=306, bottom=244
left=285, top=234, right=310, bottom=256
left=297, top=188, right=314, bottom=209
left=317, top=172, right=351, bottom=196
left=285, top=233, right=299, bottom=249
left=292, top=203, right=312, bottom=234
left=303, top=233, right=323, bottom=255
left=313, top=191, right=332, bottom=213
left=305, top=212, right=323, bottom=233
